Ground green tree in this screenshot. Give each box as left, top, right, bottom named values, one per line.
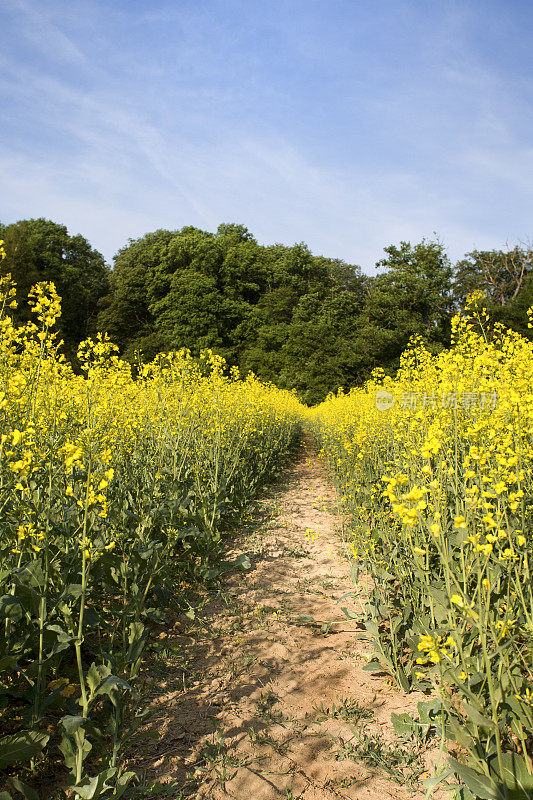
left=277, top=291, right=367, bottom=404
left=453, top=246, right=533, bottom=308
left=0, top=218, right=110, bottom=357
left=100, top=223, right=410, bottom=402
left=357, top=239, right=453, bottom=375
left=97, top=229, right=176, bottom=361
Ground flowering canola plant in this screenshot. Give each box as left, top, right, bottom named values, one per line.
left=0, top=274, right=301, bottom=795
left=309, top=297, right=533, bottom=798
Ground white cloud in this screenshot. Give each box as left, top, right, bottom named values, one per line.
left=2, top=0, right=532, bottom=271
left=1, top=118, right=509, bottom=272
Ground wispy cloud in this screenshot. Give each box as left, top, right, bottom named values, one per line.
left=2, top=0, right=533, bottom=270
left=4, top=0, right=88, bottom=65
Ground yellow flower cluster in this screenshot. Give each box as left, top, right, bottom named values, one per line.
left=308, top=299, right=533, bottom=769
left=416, top=632, right=456, bottom=665
left=0, top=274, right=302, bottom=783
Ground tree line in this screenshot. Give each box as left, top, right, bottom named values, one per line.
left=1, top=217, right=532, bottom=403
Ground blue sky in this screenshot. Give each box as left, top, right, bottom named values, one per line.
left=2, top=0, right=533, bottom=272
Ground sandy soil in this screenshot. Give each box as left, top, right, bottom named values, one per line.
left=129, top=435, right=444, bottom=799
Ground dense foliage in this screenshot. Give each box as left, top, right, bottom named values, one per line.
left=0, top=219, right=110, bottom=361
left=310, top=299, right=533, bottom=799
left=3, top=218, right=533, bottom=403
left=96, top=223, right=371, bottom=404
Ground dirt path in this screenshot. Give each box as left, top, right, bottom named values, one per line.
left=131, top=436, right=440, bottom=799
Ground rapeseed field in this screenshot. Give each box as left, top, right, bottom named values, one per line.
left=1, top=247, right=532, bottom=798
left=310, top=294, right=533, bottom=798
left=0, top=263, right=300, bottom=795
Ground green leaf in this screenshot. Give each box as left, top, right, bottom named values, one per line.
left=488, top=752, right=533, bottom=799
left=8, top=777, right=39, bottom=800
left=340, top=606, right=360, bottom=620
left=11, top=584, right=40, bottom=617
left=463, top=701, right=496, bottom=730
left=13, top=560, right=44, bottom=590
left=0, top=656, right=20, bottom=675
left=421, top=766, right=454, bottom=794
left=86, top=663, right=111, bottom=698
left=364, top=620, right=380, bottom=638
left=58, top=716, right=91, bottom=776
left=113, top=771, right=136, bottom=799
left=395, top=664, right=411, bottom=692
left=142, top=607, right=166, bottom=623
left=506, top=695, right=533, bottom=731
left=60, top=714, right=85, bottom=736
left=391, top=712, right=415, bottom=736
left=0, top=596, right=24, bottom=623
left=446, top=716, right=475, bottom=751
left=126, top=622, right=147, bottom=666
left=425, top=585, right=449, bottom=609
left=44, top=624, right=75, bottom=657
left=448, top=757, right=500, bottom=800
left=61, top=584, right=84, bottom=601
left=0, top=730, right=50, bottom=769
left=73, top=768, right=117, bottom=799
left=362, top=659, right=390, bottom=672
left=417, top=698, right=442, bottom=723
left=95, top=675, right=133, bottom=699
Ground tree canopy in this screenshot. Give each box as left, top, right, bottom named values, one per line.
left=3, top=217, right=532, bottom=402
left=0, top=218, right=110, bottom=358
left=97, top=224, right=376, bottom=402
left=453, top=246, right=533, bottom=308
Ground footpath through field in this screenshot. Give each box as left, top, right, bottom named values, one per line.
left=131, top=435, right=439, bottom=800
